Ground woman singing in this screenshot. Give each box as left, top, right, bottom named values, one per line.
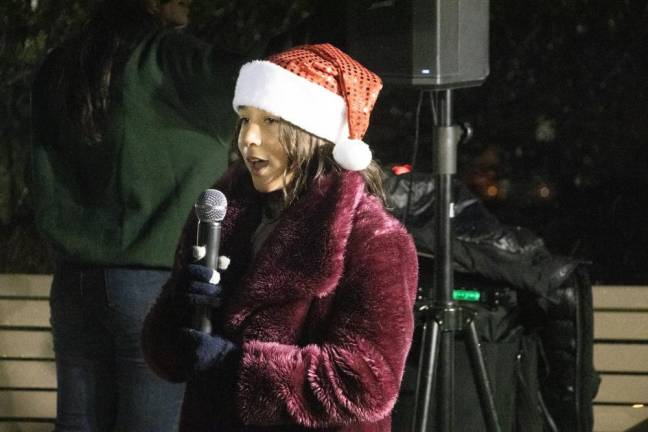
left=143, top=43, right=419, bottom=431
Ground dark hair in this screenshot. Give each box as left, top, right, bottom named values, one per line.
left=47, top=0, right=161, bottom=145
left=232, top=119, right=387, bottom=208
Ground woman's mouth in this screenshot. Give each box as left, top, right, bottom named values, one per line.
left=247, top=157, right=269, bottom=174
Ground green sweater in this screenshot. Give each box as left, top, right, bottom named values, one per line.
left=31, top=29, right=242, bottom=268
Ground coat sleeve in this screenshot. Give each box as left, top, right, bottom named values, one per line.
left=141, top=211, right=196, bottom=383
left=141, top=165, right=245, bottom=382
left=235, top=229, right=419, bottom=428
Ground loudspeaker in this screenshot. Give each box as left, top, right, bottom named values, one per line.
left=347, top=0, right=490, bottom=88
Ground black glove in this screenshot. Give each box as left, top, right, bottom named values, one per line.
left=178, top=328, right=239, bottom=373
left=177, top=264, right=224, bottom=309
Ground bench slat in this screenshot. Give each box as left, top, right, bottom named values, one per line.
left=0, top=390, right=56, bottom=418
left=595, top=374, right=648, bottom=404
left=594, top=405, right=648, bottom=432
left=0, top=300, right=50, bottom=328
left=592, top=286, right=648, bottom=310
left=0, top=275, right=51, bottom=298
left=594, top=344, right=648, bottom=373
left=0, top=360, right=56, bottom=389
left=0, top=331, right=53, bottom=359
left=594, top=312, right=648, bottom=341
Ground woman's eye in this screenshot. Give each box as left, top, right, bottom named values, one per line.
left=239, top=117, right=249, bottom=124
left=265, top=117, right=279, bottom=125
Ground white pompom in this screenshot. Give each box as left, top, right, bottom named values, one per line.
left=218, top=255, right=231, bottom=270
left=209, top=270, right=221, bottom=285
left=192, top=246, right=206, bottom=261
left=333, top=138, right=372, bottom=171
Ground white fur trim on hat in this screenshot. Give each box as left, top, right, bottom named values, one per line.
left=233, top=61, right=348, bottom=144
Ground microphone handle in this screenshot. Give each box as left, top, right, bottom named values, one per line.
left=192, top=221, right=221, bottom=333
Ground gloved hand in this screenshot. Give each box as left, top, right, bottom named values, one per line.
left=175, top=264, right=223, bottom=310
left=180, top=264, right=224, bottom=308
left=178, top=327, right=239, bottom=373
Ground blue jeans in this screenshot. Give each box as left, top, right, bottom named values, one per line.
left=50, top=264, right=185, bottom=432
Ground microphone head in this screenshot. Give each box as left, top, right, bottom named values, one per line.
left=195, top=189, right=227, bottom=223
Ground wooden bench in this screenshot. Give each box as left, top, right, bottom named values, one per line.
left=0, top=274, right=55, bottom=432
left=593, top=286, right=648, bottom=432
left=0, top=275, right=647, bottom=431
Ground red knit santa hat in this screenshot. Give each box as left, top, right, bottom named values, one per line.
left=232, top=43, right=383, bottom=171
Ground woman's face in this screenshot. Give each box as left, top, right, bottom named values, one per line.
left=151, top=0, right=191, bottom=28
left=237, top=106, right=292, bottom=193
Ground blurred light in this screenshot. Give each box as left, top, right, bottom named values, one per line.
left=535, top=116, right=556, bottom=142
left=538, top=185, right=551, bottom=199
left=391, top=164, right=412, bottom=175
left=486, top=185, right=498, bottom=198
left=632, top=404, right=645, bottom=409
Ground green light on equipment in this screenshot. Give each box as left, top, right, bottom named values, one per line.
left=453, top=289, right=481, bottom=302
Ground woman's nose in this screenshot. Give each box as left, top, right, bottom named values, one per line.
left=241, top=123, right=261, bottom=147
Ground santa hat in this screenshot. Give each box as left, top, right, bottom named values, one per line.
left=232, top=43, right=383, bottom=171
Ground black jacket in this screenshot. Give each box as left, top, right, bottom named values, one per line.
left=385, top=171, right=599, bottom=432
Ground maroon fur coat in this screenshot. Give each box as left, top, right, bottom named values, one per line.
left=143, top=162, right=418, bottom=431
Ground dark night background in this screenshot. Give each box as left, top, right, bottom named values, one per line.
left=1, top=0, right=647, bottom=284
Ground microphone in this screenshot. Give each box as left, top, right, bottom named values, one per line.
left=192, top=189, right=227, bottom=333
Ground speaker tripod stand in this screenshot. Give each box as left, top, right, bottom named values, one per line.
left=411, top=89, right=502, bottom=432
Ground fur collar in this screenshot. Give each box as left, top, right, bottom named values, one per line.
left=215, top=162, right=368, bottom=327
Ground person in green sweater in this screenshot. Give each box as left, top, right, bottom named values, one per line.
left=30, top=0, right=245, bottom=429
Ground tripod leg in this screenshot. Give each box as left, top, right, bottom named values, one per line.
left=412, top=319, right=441, bottom=432
left=465, top=319, right=502, bottom=432
left=439, top=327, right=455, bottom=431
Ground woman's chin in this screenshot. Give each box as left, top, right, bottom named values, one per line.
left=251, top=179, right=282, bottom=194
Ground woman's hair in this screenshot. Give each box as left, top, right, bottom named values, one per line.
left=232, top=119, right=387, bottom=208
left=46, top=0, right=162, bottom=145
